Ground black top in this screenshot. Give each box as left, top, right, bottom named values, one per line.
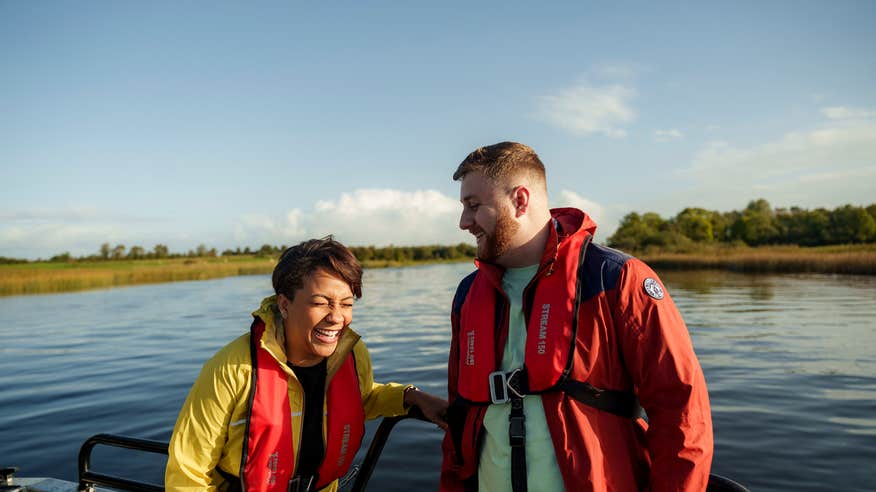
left=288, top=358, right=327, bottom=484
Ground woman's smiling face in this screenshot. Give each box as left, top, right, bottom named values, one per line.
left=278, top=268, right=354, bottom=367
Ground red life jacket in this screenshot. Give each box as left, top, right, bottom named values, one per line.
left=456, top=229, right=588, bottom=402
left=240, top=320, right=365, bottom=492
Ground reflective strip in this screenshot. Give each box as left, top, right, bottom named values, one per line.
left=230, top=419, right=246, bottom=427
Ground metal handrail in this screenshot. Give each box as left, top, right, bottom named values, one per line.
left=78, top=433, right=168, bottom=492
left=76, top=417, right=750, bottom=492
left=349, top=407, right=430, bottom=492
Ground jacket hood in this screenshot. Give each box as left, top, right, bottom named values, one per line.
left=251, top=295, right=360, bottom=380
left=550, top=207, right=597, bottom=242
left=538, top=207, right=597, bottom=276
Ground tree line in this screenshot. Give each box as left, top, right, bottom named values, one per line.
left=608, top=199, right=876, bottom=252
left=1, top=242, right=478, bottom=264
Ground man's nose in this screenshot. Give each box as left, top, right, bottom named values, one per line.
left=459, top=210, right=473, bottom=231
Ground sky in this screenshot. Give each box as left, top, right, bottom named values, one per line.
left=2, top=1, right=874, bottom=259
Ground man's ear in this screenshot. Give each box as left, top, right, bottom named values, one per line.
left=512, top=185, right=531, bottom=217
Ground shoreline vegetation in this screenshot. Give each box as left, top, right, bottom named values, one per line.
left=0, top=243, right=479, bottom=297
left=3, top=199, right=875, bottom=297
left=1, top=243, right=875, bottom=297
left=639, top=243, right=876, bottom=276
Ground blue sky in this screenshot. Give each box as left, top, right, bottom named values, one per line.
left=2, top=2, right=874, bottom=259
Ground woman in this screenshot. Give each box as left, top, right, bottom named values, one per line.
left=166, top=237, right=448, bottom=492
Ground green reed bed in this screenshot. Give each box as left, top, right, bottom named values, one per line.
left=641, top=244, right=876, bottom=275
left=3, top=245, right=873, bottom=297
left=0, top=257, right=276, bottom=296
left=0, top=256, right=474, bottom=297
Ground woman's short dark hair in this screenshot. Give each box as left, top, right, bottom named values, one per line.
left=272, top=237, right=363, bottom=300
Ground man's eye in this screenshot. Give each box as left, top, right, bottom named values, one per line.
left=469, top=204, right=479, bottom=211
left=342, top=303, right=354, bottom=309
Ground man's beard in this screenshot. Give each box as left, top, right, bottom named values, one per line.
left=478, top=208, right=519, bottom=262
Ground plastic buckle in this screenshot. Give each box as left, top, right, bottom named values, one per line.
left=508, top=414, right=526, bottom=447
left=506, top=368, right=524, bottom=399
left=488, top=370, right=509, bottom=404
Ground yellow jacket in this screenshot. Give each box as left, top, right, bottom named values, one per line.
left=165, top=296, right=409, bottom=491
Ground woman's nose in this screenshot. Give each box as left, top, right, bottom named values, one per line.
left=326, top=305, right=345, bottom=323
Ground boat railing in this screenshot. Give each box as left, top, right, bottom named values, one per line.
left=78, top=434, right=167, bottom=492
left=74, top=409, right=750, bottom=492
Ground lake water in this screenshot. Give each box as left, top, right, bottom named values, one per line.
left=1, top=263, right=874, bottom=491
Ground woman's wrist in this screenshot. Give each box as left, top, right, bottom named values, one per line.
left=403, top=385, right=419, bottom=407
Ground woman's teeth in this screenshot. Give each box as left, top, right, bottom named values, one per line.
left=314, top=328, right=341, bottom=340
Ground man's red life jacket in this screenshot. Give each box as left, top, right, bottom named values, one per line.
left=456, top=226, right=588, bottom=402
left=240, top=320, right=365, bottom=492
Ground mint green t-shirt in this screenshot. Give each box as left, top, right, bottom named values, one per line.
left=478, top=264, right=565, bottom=492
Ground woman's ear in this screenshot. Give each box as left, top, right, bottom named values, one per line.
left=277, top=293, right=290, bottom=319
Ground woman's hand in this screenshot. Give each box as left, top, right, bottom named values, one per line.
left=404, top=387, right=449, bottom=432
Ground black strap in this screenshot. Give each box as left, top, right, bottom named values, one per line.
left=503, top=367, right=642, bottom=419
left=560, top=379, right=644, bottom=419
left=508, top=396, right=527, bottom=492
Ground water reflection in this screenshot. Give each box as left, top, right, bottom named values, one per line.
left=1, top=265, right=874, bottom=491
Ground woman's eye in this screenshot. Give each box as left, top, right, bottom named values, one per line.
left=342, top=303, right=354, bottom=309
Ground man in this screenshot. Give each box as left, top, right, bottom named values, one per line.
left=440, top=142, right=713, bottom=492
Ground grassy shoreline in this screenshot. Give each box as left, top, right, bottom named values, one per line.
left=639, top=244, right=876, bottom=275
left=2, top=245, right=875, bottom=297
left=0, top=256, right=475, bottom=297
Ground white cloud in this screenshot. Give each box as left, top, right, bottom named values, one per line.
left=551, top=190, right=628, bottom=242
left=0, top=222, right=143, bottom=259
left=231, top=189, right=470, bottom=250
left=682, top=107, right=876, bottom=210
left=821, top=106, right=876, bottom=120
left=554, top=190, right=605, bottom=225
left=655, top=129, right=684, bottom=142
left=537, top=82, right=637, bottom=138
left=0, top=207, right=171, bottom=259
left=1, top=189, right=473, bottom=259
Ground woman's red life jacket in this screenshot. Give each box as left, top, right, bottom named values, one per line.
left=456, top=230, right=588, bottom=402
left=240, top=320, right=365, bottom=491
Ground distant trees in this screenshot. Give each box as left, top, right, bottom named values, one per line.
left=127, top=246, right=145, bottom=259
left=100, top=243, right=111, bottom=260
left=608, top=200, right=876, bottom=251
left=153, top=244, right=169, bottom=258
left=111, top=244, right=126, bottom=260
left=347, top=243, right=477, bottom=263
left=36, top=242, right=478, bottom=265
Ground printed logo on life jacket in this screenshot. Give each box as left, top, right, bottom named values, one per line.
left=465, top=330, right=476, bottom=365
left=537, top=303, right=550, bottom=355
left=267, top=452, right=279, bottom=485
left=337, top=423, right=351, bottom=467
left=643, top=278, right=664, bottom=300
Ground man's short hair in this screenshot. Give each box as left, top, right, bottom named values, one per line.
left=272, top=236, right=363, bottom=301
left=453, top=141, right=546, bottom=186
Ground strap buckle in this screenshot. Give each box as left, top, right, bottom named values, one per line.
left=488, top=368, right=526, bottom=404
left=508, top=413, right=526, bottom=447
left=488, top=370, right=509, bottom=404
